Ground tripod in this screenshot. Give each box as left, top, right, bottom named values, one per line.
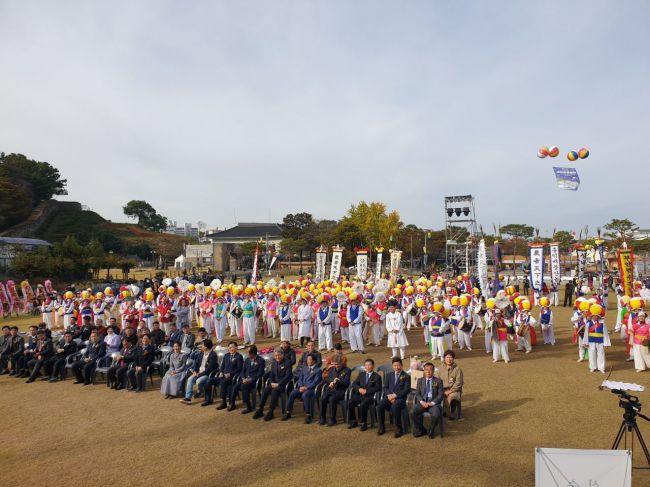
left=611, top=409, right=650, bottom=469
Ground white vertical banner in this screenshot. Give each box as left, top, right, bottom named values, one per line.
left=252, top=244, right=259, bottom=280
left=576, top=247, right=587, bottom=279
left=356, top=248, right=368, bottom=280
left=549, top=243, right=561, bottom=288
left=329, top=246, right=344, bottom=282
left=477, top=239, right=490, bottom=297
left=315, top=247, right=327, bottom=281
left=389, top=249, right=402, bottom=279
left=529, top=244, right=545, bottom=302
left=375, top=248, right=383, bottom=277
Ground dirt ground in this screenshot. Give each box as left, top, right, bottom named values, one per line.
left=1, top=303, right=649, bottom=487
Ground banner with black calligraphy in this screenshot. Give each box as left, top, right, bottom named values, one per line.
left=355, top=248, right=368, bottom=280
left=617, top=248, right=634, bottom=297
left=329, top=246, right=344, bottom=282
left=528, top=243, right=545, bottom=293
left=549, top=243, right=561, bottom=288
left=389, top=249, right=402, bottom=279
left=315, top=247, right=327, bottom=281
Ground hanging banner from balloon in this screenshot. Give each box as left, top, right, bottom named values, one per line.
left=617, top=248, right=634, bottom=297
left=329, top=245, right=344, bottom=282
left=355, top=248, right=368, bottom=280
left=478, top=239, right=490, bottom=298
left=549, top=242, right=561, bottom=288
left=375, top=247, right=383, bottom=278
left=528, top=244, right=545, bottom=301
left=552, top=167, right=580, bottom=191
left=389, top=249, right=402, bottom=279
left=315, top=246, right=327, bottom=281
left=575, top=245, right=587, bottom=279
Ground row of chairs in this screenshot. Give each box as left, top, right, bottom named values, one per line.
left=59, top=344, right=447, bottom=435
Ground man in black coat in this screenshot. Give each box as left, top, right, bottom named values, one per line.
left=377, top=357, right=411, bottom=438
left=72, top=331, right=106, bottom=385
left=25, top=330, right=54, bottom=383
left=320, top=356, right=351, bottom=426
left=127, top=334, right=155, bottom=392
left=107, top=339, right=137, bottom=390
left=253, top=348, right=292, bottom=421
left=14, top=326, right=38, bottom=377
left=201, top=341, right=243, bottom=408
left=1, top=326, right=24, bottom=375
left=43, top=331, right=78, bottom=382
left=231, top=345, right=265, bottom=413
left=348, top=358, right=382, bottom=431
left=411, top=362, right=444, bottom=438
left=180, top=339, right=218, bottom=404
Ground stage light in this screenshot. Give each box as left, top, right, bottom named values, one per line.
left=446, top=209, right=454, bottom=217
left=454, top=208, right=462, bottom=217
left=462, top=207, right=470, bottom=216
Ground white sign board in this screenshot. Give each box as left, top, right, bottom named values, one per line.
left=535, top=447, right=631, bottom=487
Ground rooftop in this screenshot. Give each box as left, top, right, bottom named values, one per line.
left=207, top=223, right=283, bottom=240
left=0, top=237, right=52, bottom=246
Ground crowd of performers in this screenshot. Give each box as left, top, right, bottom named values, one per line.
left=0, top=273, right=647, bottom=376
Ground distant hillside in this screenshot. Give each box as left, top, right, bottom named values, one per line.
left=33, top=203, right=189, bottom=259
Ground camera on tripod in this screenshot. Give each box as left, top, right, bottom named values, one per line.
left=613, top=389, right=642, bottom=416
left=610, top=388, right=650, bottom=469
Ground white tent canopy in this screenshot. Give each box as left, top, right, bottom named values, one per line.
left=174, top=254, right=188, bottom=269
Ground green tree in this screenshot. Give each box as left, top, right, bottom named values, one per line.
left=604, top=218, right=639, bottom=244
left=500, top=224, right=535, bottom=240
left=123, top=200, right=167, bottom=232
left=0, top=153, right=67, bottom=202
left=552, top=230, right=576, bottom=251
left=0, top=176, right=33, bottom=230
left=500, top=224, right=534, bottom=275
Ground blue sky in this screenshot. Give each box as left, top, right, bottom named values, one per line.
left=1, top=1, right=648, bottom=235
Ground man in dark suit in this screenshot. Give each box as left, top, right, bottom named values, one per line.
left=180, top=339, right=217, bottom=404
left=150, top=321, right=166, bottom=348
left=0, top=326, right=11, bottom=373
left=167, top=324, right=182, bottom=346
left=107, top=338, right=137, bottom=390
left=377, top=357, right=411, bottom=438
left=25, top=330, right=54, bottom=383
left=43, top=331, right=78, bottom=382
left=79, top=316, right=95, bottom=341
left=253, top=348, right=292, bottom=421
left=127, top=334, right=155, bottom=392
left=231, top=345, right=265, bottom=414
left=201, top=341, right=243, bottom=408
left=14, top=326, right=37, bottom=377
left=412, top=362, right=444, bottom=438
left=280, top=340, right=296, bottom=369
left=1, top=326, right=24, bottom=375
left=296, top=340, right=323, bottom=370
left=348, top=358, right=382, bottom=431
left=121, top=326, right=138, bottom=347
left=320, top=355, right=351, bottom=426
left=283, top=353, right=322, bottom=423
left=72, top=331, right=106, bottom=385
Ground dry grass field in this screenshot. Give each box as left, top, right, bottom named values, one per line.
left=1, top=303, right=649, bottom=486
